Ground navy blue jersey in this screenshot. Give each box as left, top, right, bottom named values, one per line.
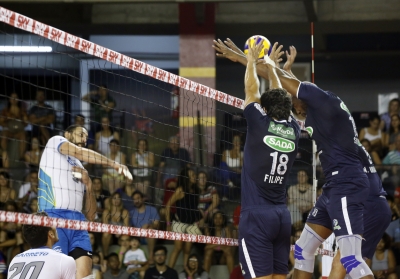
left=242, top=102, right=301, bottom=208
left=359, top=145, right=387, bottom=199
left=297, top=82, right=365, bottom=181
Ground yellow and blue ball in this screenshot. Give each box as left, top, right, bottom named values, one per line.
left=244, top=35, right=272, bottom=59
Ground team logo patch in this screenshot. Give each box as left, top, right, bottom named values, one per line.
left=305, top=126, right=313, bottom=137
left=333, top=219, right=341, bottom=230
left=53, top=246, right=62, bottom=253
left=268, top=122, right=295, bottom=140
left=263, top=135, right=295, bottom=153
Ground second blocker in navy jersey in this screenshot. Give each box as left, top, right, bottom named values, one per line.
left=297, top=82, right=366, bottom=181
left=242, top=103, right=301, bottom=208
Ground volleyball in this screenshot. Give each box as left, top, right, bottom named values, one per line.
left=244, top=35, right=272, bottom=59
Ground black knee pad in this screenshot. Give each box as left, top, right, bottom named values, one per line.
left=69, top=247, right=92, bottom=260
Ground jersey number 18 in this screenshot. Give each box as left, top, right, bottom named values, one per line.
left=270, top=152, right=289, bottom=175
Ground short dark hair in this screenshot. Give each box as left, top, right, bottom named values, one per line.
left=22, top=212, right=52, bottom=248
left=132, top=190, right=144, bottom=199
left=109, top=139, right=120, bottom=145
left=65, top=125, right=86, bottom=134
left=106, top=252, right=119, bottom=261
left=153, top=245, right=167, bottom=255
left=130, top=236, right=140, bottom=242
left=260, top=88, right=292, bottom=120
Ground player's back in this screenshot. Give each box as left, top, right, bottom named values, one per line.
left=38, top=135, right=84, bottom=212
left=242, top=102, right=301, bottom=208
left=297, top=82, right=365, bottom=181
left=8, top=248, right=76, bottom=279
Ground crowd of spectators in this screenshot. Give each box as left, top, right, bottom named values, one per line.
left=2, top=89, right=400, bottom=279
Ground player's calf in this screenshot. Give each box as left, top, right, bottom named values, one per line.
left=337, top=235, right=373, bottom=279
left=294, top=224, right=324, bottom=273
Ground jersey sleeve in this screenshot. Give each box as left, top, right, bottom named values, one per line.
left=61, top=255, right=76, bottom=279
left=47, top=135, right=68, bottom=154
left=297, top=82, right=330, bottom=108
left=243, top=102, right=269, bottom=130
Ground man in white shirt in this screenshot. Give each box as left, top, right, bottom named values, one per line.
left=8, top=212, right=76, bottom=279
left=38, top=124, right=132, bottom=279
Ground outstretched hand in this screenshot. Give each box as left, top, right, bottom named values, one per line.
left=224, top=38, right=245, bottom=56
left=212, top=39, right=241, bottom=62
left=246, top=36, right=264, bottom=63
left=268, top=42, right=284, bottom=67
left=283, top=46, right=297, bottom=72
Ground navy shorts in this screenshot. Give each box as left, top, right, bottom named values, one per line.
left=307, top=176, right=369, bottom=237
left=239, top=205, right=291, bottom=278
left=362, top=196, right=391, bottom=259
left=45, top=209, right=92, bottom=256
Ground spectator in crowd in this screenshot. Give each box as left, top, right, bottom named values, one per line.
left=0, top=171, right=16, bottom=209
left=218, top=134, right=243, bottom=200
left=203, top=211, right=234, bottom=274
left=131, top=139, right=154, bottom=200
left=24, top=137, right=43, bottom=170
left=17, top=170, right=38, bottom=212
left=89, top=232, right=104, bottom=263
left=95, top=117, right=120, bottom=156
left=28, top=197, right=38, bottom=213
left=113, top=179, right=136, bottom=213
left=381, top=98, right=400, bottom=132
left=382, top=134, right=400, bottom=195
left=102, top=192, right=130, bottom=256
left=361, top=139, right=382, bottom=166
left=371, top=233, right=397, bottom=279
left=156, top=136, right=191, bottom=196
left=0, top=92, right=28, bottom=159
left=0, top=201, right=20, bottom=250
left=130, top=190, right=160, bottom=265
left=103, top=252, right=134, bottom=279
left=159, top=177, right=177, bottom=230
left=387, top=195, right=400, bottom=221
left=123, top=237, right=148, bottom=279
left=165, top=168, right=202, bottom=269
left=102, top=139, right=127, bottom=193
left=359, top=114, right=385, bottom=154
left=144, top=246, right=179, bottom=279
left=384, top=114, right=400, bottom=152
left=287, top=169, right=313, bottom=228
left=117, top=235, right=132, bottom=265
left=197, top=170, right=220, bottom=224
left=28, top=90, right=55, bottom=145
left=178, top=253, right=209, bottom=279
left=93, top=177, right=111, bottom=221
left=92, top=252, right=105, bottom=279
left=82, top=85, right=116, bottom=132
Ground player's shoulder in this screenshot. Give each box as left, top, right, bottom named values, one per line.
left=46, top=135, right=67, bottom=147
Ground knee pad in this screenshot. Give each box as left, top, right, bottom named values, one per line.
left=337, top=235, right=373, bottom=279
left=294, top=224, right=324, bottom=273
left=69, top=247, right=93, bottom=260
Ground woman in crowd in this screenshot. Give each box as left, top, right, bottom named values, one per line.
left=24, top=137, right=43, bottom=169
left=92, top=177, right=110, bottom=221
left=0, top=201, right=20, bottom=251
left=381, top=98, right=400, bottom=132
left=371, top=233, right=397, bottom=279
left=179, top=253, right=209, bottom=279
left=361, top=139, right=382, bottom=166
left=0, top=171, right=16, bottom=209
left=203, top=211, right=234, bottom=274
left=165, top=168, right=202, bottom=269
left=0, top=92, right=28, bottom=159
left=95, top=116, right=120, bottom=155
left=218, top=134, right=243, bottom=200
left=102, top=192, right=130, bottom=255
left=197, top=171, right=220, bottom=224
left=384, top=114, right=400, bottom=151
left=359, top=114, right=385, bottom=154
left=102, top=139, right=126, bottom=193
left=131, top=138, right=154, bottom=200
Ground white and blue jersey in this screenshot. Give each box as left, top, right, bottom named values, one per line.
left=38, top=136, right=85, bottom=212
left=297, top=82, right=366, bottom=181
left=242, top=102, right=301, bottom=207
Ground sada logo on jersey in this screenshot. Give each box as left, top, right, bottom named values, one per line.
left=268, top=122, right=295, bottom=140
left=263, top=135, right=295, bottom=153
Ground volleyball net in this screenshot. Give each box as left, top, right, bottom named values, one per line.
left=0, top=5, right=332, bottom=256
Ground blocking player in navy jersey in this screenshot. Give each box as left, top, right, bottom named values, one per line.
left=237, top=39, right=301, bottom=279
left=276, top=46, right=392, bottom=279
left=213, top=39, right=374, bottom=279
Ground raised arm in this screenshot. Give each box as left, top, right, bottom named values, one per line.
left=244, top=38, right=263, bottom=107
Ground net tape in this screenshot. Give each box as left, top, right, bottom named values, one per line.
left=0, top=5, right=329, bottom=254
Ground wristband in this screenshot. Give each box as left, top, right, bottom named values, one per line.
left=263, top=55, right=276, bottom=67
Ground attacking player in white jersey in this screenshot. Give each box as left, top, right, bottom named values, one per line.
left=8, top=212, right=76, bottom=279
left=38, top=124, right=132, bottom=279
